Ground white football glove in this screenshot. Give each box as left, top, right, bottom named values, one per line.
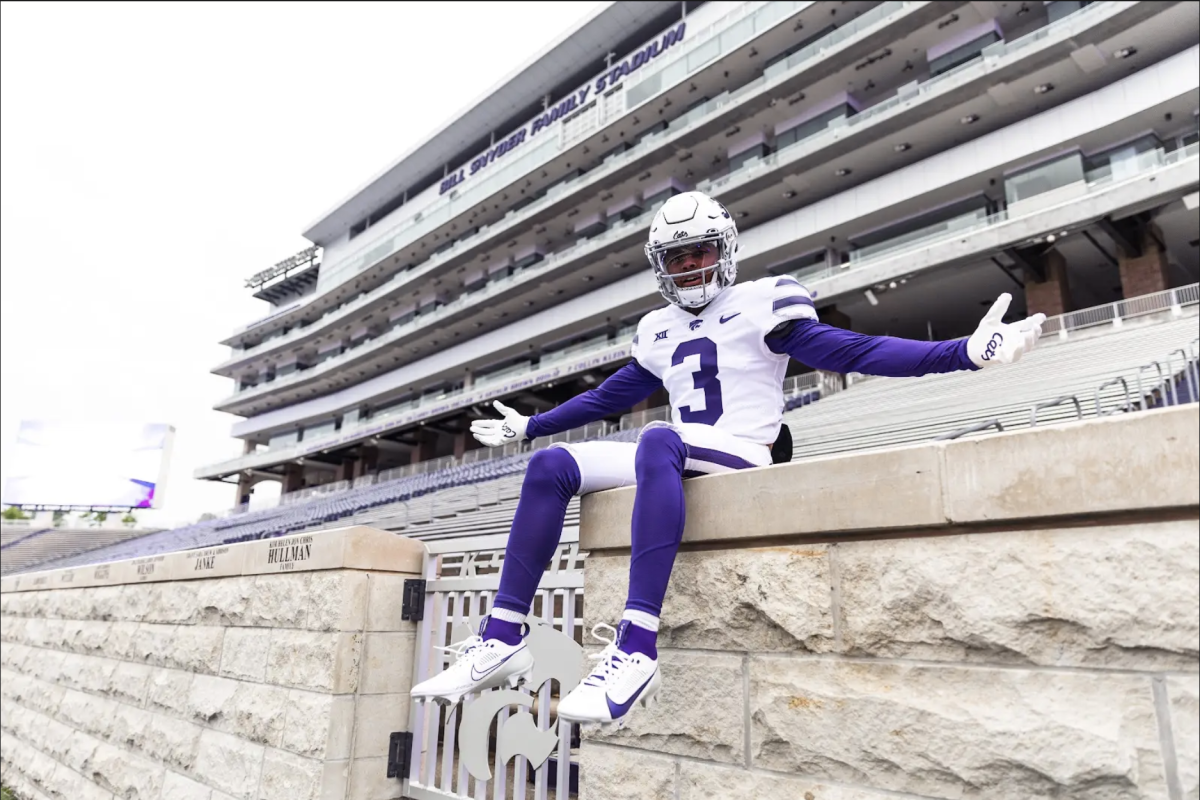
left=966, top=293, right=1047, bottom=368
left=470, top=401, right=530, bottom=447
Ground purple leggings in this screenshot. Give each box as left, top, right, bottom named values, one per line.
left=493, top=426, right=688, bottom=618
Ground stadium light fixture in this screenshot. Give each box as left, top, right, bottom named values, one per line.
left=864, top=289, right=879, bottom=306
left=960, top=114, right=979, bottom=125
left=835, top=168, right=852, bottom=176
left=893, top=143, right=911, bottom=152
left=1034, top=83, right=1054, bottom=95
left=1114, top=47, right=1137, bottom=59
left=782, top=190, right=797, bottom=199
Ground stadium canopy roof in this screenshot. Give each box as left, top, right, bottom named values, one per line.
left=301, top=0, right=682, bottom=246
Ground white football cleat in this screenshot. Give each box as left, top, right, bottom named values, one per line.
left=410, top=617, right=534, bottom=706
left=557, top=622, right=661, bottom=730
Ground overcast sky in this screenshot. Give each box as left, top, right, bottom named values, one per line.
left=0, top=0, right=606, bottom=528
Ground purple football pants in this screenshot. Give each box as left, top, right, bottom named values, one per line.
left=493, top=426, right=691, bottom=619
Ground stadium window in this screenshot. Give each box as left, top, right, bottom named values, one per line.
left=928, top=25, right=1003, bottom=77
left=728, top=143, right=770, bottom=173
left=775, top=104, right=855, bottom=151
left=1004, top=152, right=1085, bottom=206
left=368, top=192, right=406, bottom=227
left=349, top=219, right=368, bottom=240
left=1046, top=0, right=1092, bottom=24
left=763, top=24, right=836, bottom=72
left=1084, top=134, right=1165, bottom=182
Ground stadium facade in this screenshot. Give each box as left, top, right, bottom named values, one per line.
left=197, top=0, right=1200, bottom=505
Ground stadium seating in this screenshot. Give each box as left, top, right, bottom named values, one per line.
left=9, top=309, right=1196, bottom=575
left=781, top=314, right=1198, bottom=458
left=0, top=527, right=162, bottom=576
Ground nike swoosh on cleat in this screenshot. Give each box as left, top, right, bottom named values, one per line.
left=469, top=647, right=524, bottom=682
left=605, top=672, right=656, bottom=721
left=719, top=313, right=741, bottom=324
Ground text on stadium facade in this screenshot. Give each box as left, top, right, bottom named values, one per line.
left=439, top=21, right=687, bottom=195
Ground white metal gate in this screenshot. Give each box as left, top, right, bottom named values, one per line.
left=405, top=528, right=587, bottom=800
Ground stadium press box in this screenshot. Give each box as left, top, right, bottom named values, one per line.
left=0, top=525, right=425, bottom=592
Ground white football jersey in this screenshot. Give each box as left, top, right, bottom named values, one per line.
left=631, top=276, right=818, bottom=445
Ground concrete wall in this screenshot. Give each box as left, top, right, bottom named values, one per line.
left=579, top=406, right=1200, bottom=800
left=0, top=526, right=425, bottom=800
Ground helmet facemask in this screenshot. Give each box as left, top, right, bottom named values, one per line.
left=646, top=227, right=738, bottom=308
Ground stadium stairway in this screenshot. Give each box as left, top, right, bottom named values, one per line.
left=9, top=309, right=1197, bottom=575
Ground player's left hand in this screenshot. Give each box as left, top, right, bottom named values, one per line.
left=966, top=293, right=1047, bottom=367
left=470, top=401, right=530, bottom=447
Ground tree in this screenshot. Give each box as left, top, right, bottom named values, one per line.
left=2, top=506, right=29, bottom=521
left=121, top=513, right=137, bottom=528
left=52, top=510, right=66, bottom=527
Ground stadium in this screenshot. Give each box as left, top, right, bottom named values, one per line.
left=2, top=2, right=1198, bottom=800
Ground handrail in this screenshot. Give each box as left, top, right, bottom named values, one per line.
left=1135, top=362, right=1166, bottom=411
left=933, top=419, right=1004, bottom=441
left=1030, top=395, right=1082, bottom=427
left=1094, top=377, right=1132, bottom=418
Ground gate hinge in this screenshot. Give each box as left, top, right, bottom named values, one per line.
left=387, top=731, right=413, bottom=779
left=402, top=579, right=426, bottom=622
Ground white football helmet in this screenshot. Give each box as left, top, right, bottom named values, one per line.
left=645, top=191, right=738, bottom=308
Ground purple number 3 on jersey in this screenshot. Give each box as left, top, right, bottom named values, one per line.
left=671, top=337, right=724, bottom=425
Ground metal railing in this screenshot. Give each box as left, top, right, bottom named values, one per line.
left=788, top=144, right=1199, bottom=288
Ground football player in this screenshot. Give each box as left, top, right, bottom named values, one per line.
left=410, top=191, right=1045, bottom=727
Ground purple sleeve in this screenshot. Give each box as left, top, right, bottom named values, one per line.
left=525, top=359, right=663, bottom=438
left=766, top=319, right=978, bottom=377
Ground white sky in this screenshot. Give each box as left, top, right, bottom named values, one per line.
left=0, top=0, right=606, bottom=528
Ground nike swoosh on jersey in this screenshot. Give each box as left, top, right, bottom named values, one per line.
left=719, top=313, right=741, bottom=323
left=469, top=647, right=523, bottom=681
left=605, top=669, right=656, bottom=720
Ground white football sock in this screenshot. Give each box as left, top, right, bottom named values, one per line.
left=621, top=609, right=660, bottom=632
left=490, top=607, right=527, bottom=625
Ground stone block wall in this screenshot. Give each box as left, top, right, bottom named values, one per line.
left=0, top=526, right=424, bottom=800
left=578, top=407, right=1200, bottom=800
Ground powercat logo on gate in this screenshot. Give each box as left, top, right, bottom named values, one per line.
left=452, top=620, right=585, bottom=780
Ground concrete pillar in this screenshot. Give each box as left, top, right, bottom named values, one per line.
left=1025, top=249, right=1071, bottom=318
left=335, top=459, right=354, bottom=483
left=282, top=464, right=304, bottom=494
left=410, top=431, right=438, bottom=465
left=453, top=432, right=469, bottom=458
left=1118, top=225, right=1170, bottom=299
left=235, top=474, right=254, bottom=507
left=356, top=446, right=379, bottom=479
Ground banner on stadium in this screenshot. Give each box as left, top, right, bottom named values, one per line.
left=438, top=20, right=687, bottom=196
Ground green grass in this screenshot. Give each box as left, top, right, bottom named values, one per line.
left=1, top=785, right=16, bottom=800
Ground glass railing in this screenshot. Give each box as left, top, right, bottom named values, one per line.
left=624, top=1, right=813, bottom=107
left=198, top=330, right=640, bottom=477
left=851, top=209, right=992, bottom=263
left=226, top=1, right=922, bottom=350
left=700, top=0, right=1129, bottom=198
left=794, top=143, right=1199, bottom=285
left=219, top=210, right=656, bottom=405
left=221, top=2, right=925, bottom=368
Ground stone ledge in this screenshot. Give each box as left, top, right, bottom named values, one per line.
left=2, top=525, right=426, bottom=593
left=581, top=406, right=1199, bottom=551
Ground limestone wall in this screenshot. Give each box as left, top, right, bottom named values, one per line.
left=578, top=406, right=1200, bottom=800
left=0, top=526, right=425, bottom=800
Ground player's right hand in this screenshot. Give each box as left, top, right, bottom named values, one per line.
left=966, top=293, right=1046, bottom=368
left=470, top=401, right=530, bottom=447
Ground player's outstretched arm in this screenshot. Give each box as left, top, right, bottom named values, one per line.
left=470, top=360, right=662, bottom=447
left=766, top=292, right=1046, bottom=378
